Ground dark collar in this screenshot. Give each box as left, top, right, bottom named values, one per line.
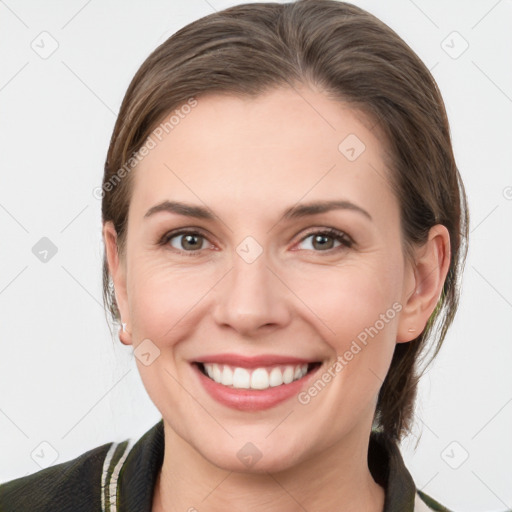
left=368, top=430, right=417, bottom=510
left=118, top=419, right=165, bottom=511
left=118, top=419, right=417, bottom=511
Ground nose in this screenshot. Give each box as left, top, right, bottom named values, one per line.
left=211, top=248, right=292, bottom=336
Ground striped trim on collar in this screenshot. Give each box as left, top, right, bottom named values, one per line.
left=101, top=438, right=136, bottom=512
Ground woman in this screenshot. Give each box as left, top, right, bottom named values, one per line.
left=0, top=0, right=469, bottom=510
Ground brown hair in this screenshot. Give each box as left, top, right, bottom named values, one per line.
left=101, top=0, right=469, bottom=441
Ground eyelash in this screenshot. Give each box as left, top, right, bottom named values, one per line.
left=158, top=227, right=354, bottom=256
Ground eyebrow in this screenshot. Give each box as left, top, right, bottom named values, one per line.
left=144, top=199, right=372, bottom=222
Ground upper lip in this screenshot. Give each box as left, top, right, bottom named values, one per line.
left=193, top=353, right=321, bottom=368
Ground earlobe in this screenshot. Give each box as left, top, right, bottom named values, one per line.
left=103, top=221, right=133, bottom=345
left=396, top=224, right=451, bottom=343
left=118, top=320, right=132, bottom=345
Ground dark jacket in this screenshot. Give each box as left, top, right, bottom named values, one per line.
left=0, top=418, right=451, bottom=511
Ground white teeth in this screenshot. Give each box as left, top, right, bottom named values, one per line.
left=221, top=365, right=233, bottom=386
left=202, top=363, right=310, bottom=390
left=251, top=368, right=269, bottom=389
left=269, top=367, right=283, bottom=387
left=232, top=367, right=250, bottom=388
left=212, top=364, right=222, bottom=383
left=282, top=366, right=294, bottom=384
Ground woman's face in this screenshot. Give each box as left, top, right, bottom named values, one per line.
left=105, top=86, right=424, bottom=472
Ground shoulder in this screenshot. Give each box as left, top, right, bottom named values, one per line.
left=0, top=419, right=164, bottom=512
left=0, top=439, right=128, bottom=512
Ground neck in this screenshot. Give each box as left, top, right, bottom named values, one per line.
left=152, top=420, right=385, bottom=512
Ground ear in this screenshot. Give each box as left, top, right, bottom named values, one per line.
left=396, top=224, right=451, bottom=343
left=103, top=221, right=133, bottom=345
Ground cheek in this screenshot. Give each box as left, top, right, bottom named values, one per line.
left=291, top=258, right=401, bottom=344
left=126, top=256, right=220, bottom=344
left=290, top=258, right=402, bottom=407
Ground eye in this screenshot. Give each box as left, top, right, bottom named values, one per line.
left=157, top=227, right=353, bottom=255
left=159, top=229, right=211, bottom=254
left=295, top=228, right=353, bottom=252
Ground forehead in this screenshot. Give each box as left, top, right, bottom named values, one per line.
left=130, top=86, right=395, bottom=222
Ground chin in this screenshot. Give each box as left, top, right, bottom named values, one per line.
left=196, top=436, right=309, bottom=475
left=213, top=452, right=299, bottom=475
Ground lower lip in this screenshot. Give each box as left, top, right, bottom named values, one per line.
left=192, top=363, right=321, bottom=411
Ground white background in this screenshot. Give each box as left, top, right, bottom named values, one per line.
left=0, top=1, right=511, bottom=510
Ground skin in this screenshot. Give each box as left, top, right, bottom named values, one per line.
left=104, top=84, right=450, bottom=512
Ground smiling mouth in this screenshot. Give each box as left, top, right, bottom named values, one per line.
left=194, top=361, right=322, bottom=391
